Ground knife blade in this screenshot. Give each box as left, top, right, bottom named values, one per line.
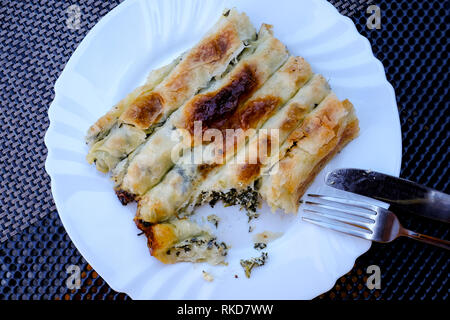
left=325, top=168, right=450, bottom=223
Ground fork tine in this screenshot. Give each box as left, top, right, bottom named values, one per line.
left=303, top=200, right=376, bottom=225
left=306, top=194, right=378, bottom=217
left=302, top=212, right=373, bottom=240
left=302, top=206, right=374, bottom=231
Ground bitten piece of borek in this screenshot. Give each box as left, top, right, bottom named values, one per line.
left=136, top=218, right=228, bottom=265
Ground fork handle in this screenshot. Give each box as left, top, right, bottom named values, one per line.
left=401, top=228, right=450, bottom=250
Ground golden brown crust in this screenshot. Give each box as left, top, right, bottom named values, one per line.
left=234, top=101, right=308, bottom=184
left=284, top=94, right=347, bottom=153
left=119, top=21, right=246, bottom=130
left=179, top=63, right=259, bottom=135
left=284, top=57, right=312, bottom=88
left=135, top=218, right=227, bottom=265
left=235, top=134, right=273, bottom=184
left=260, top=95, right=359, bottom=213
left=148, top=223, right=177, bottom=258
left=85, top=58, right=181, bottom=145
left=86, top=10, right=257, bottom=175
left=135, top=218, right=176, bottom=258
left=118, top=92, right=165, bottom=130
left=279, top=102, right=309, bottom=132
left=185, top=27, right=237, bottom=68
left=115, top=189, right=137, bottom=205
left=199, top=75, right=331, bottom=196
left=237, top=163, right=262, bottom=184
left=197, top=163, right=220, bottom=178
left=135, top=55, right=316, bottom=224
left=233, top=80, right=327, bottom=186
left=293, top=117, right=359, bottom=206
left=112, top=26, right=290, bottom=199
left=235, top=96, right=282, bottom=130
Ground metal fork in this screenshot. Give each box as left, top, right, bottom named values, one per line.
left=301, top=194, right=450, bottom=250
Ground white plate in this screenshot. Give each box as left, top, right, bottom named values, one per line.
left=45, top=0, right=402, bottom=299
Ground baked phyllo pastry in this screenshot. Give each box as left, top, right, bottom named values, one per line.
left=135, top=55, right=313, bottom=224
left=84, top=8, right=361, bottom=267
left=259, top=96, right=359, bottom=213
left=86, top=9, right=256, bottom=173
left=114, top=24, right=292, bottom=204
left=136, top=218, right=228, bottom=265
left=198, top=74, right=331, bottom=200
left=85, top=56, right=182, bottom=147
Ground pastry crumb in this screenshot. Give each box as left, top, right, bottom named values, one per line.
left=202, top=270, right=214, bottom=282
left=207, top=214, right=220, bottom=228
left=253, top=231, right=283, bottom=244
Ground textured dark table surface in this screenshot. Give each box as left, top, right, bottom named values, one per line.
left=0, top=0, right=448, bottom=300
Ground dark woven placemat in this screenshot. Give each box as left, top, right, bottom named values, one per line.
left=0, top=0, right=448, bottom=300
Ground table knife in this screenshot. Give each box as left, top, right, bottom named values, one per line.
left=325, top=168, right=450, bottom=223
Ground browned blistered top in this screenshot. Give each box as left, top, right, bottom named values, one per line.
left=235, top=96, right=281, bottom=130
left=190, top=28, right=236, bottom=65
left=119, top=23, right=242, bottom=130
left=181, top=63, right=259, bottom=135
left=197, top=163, right=220, bottom=178
left=120, top=91, right=164, bottom=130
left=235, top=134, right=274, bottom=183
left=279, top=102, right=309, bottom=132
